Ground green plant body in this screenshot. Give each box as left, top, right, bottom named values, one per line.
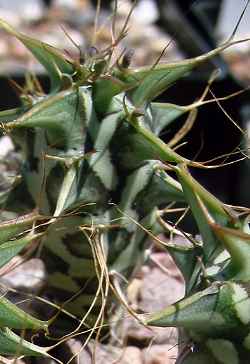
left=0, top=14, right=249, bottom=364
left=144, top=165, right=250, bottom=363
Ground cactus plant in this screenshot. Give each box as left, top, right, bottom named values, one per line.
left=0, top=9, right=249, bottom=364
left=143, top=165, right=250, bottom=364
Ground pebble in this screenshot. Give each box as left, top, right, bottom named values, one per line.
left=0, top=136, right=14, bottom=158
left=0, top=258, right=46, bottom=291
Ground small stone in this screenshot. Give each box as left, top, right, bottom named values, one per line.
left=124, top=315, right=178, bottom=346
left=132, top=0, right=159, bottom=25
left=67, top=339, right=92, bottom=364
left=140, top=253, right=185, bottom=313
left=120, top=346, right=142, bottom=364
left=88, top=342, right=123, bottom=363
left=0, top=258, right=46, bottom=292
left=0, top=136, right=14, bottom=158
left=147, top=252, right=183, bottom=278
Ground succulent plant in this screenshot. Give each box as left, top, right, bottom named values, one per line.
left=143, top=165, right=250, bottom=364
left=0, top=10, right=249, bottom=364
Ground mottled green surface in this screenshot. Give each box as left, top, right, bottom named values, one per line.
left=0, top=17, right=249, bottom=362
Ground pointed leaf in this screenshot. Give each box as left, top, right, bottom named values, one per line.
left=0, top=19, right=74, bottom=92
left=53, top=164, right=77, bottom=216
left=0, top=107, right=26, bottom=123
left=211, top=224, right=250, bottom=281
left=0, top=232, right=43, bottom=269
left=177, top=175, right=221, bottom=262
left=176, top=164, right=238, bottom=227
left=0, top=288, right=48, bottom=331
left=87, top=109, right=123, bottom=190
left=167, top=247, right=203, bottom=294
left=0, top=327, right=48, bottom=357
left=135, top=168, right=184, bottom=214
left=143, top=284, right=220, bottom=332
left=0, top=190, right=10, bottom=207
left=175, top=164, right=245, bottom=270
left=6, top=87, right=90, bottom=151
left=111, top=209, right=158, bottom=274
left=121, top=40, right=247, bottom=106
left=93, top=78, right=128, bottom=114
left=150, top=102, right=189, bottom=134
left=180, top=341, right=240, bottom=364
left=206, top=339, right=240, bottom=364
left=41, top=216, right=95, bottom=279
left=0, top=212, right=39, bottom=244
left=124, top=115, right=191, bottom=165
left=143, top=282, right=250, bottom=338
left=118, top=161, right=157, bottom=221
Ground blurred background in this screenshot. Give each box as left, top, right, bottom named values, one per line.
left=1, top=0, right=250, bottom=206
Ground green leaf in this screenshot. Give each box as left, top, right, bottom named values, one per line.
left=0, top=327, right=48, bottom=357
left=206, top=339, right=240, bottom=364
left=211, top=224, right=250, bottom=281
left=93, top=78, right=128, bottom=114
left=175, top=165, right=245, bottom=271
left=175, top=164, right=238, bottom=227
left=143, top=281, right=248, bottom=338
left=87, top=109, right=123, bottom=190
left=180, top=342, right=237, bottom=364
left=0, top=232, right=43, bottom=269
left=150, top=102, right=188, bottom=134
left=0, top=292, right=48, bottom=331
left=118, top=161, right=157, bottom=220
left=0, top=19, right=74, bottom=92
left=124, top=115, right=191, bottom=165
left=176, top=171, right=221, bottom=263
left=0, top=212, right=39, bottom=244
left=167, top=247, right=203, bottom=294
left=121, top=40, right=247, bottom=106
left=6, top=87, right=91, bottom=151
left=41, top=216, right=95, bottom=279
left=143, top=283, right=220, bottom=331
left=110, top=209, right=159, bottom=274
left=0, top=190, right=9, bottom=207
left=0, top=107, right=26, bottom=123
left=135, top=168, right=184, bottom=213
left=53, top=164, right=78, bottom=216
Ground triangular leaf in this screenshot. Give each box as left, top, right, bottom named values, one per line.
left=211, top=224, right=250, bottom=281
left=0, top=19, right=74, bottom=92
left=0, top=292, right=48, bottom=331
left=120, top=40, right=247, bottom=106
left=143, top=281, right=249, bottom=338
left=0, top=107, right=26, bottom=123
left=0, top=232, right=43, bottom=269
left=150, top=102, right=188, bottom=134
left=176, top=164, right=238, bottom=228
left=6, top=87, right=91, bottom=151
left=0, top=327, right=48, bottom=357
left=0, top=212, right=39, bottom=244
